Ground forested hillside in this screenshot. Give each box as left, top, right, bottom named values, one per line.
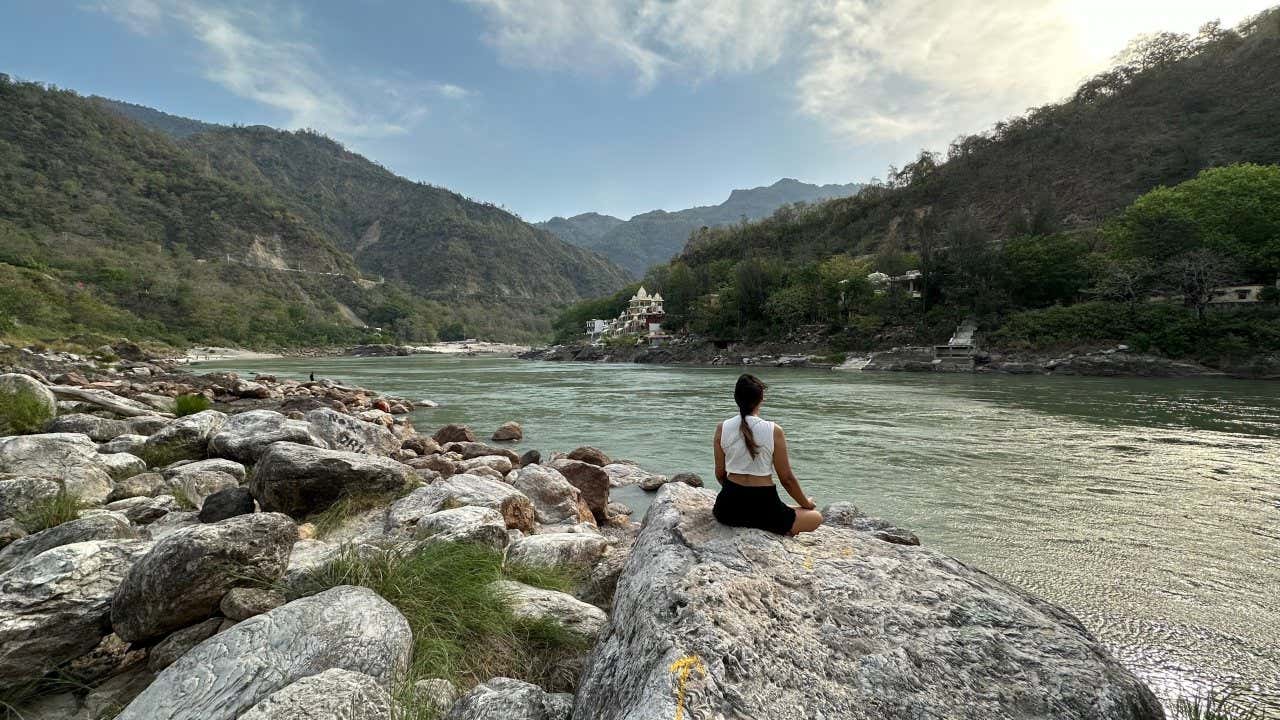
left=537, top=178, right=863, bottom=276
left=0, top=77, right=630, bottom=348
left=559, top=10, right=1280, bottom=369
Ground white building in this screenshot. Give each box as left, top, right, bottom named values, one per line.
left=586, top=286, right=669, bottom=344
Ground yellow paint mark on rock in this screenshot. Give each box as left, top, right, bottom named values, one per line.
left=669, top=654, right=707, bottom=720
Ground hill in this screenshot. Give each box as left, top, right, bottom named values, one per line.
left=92, top=97, right=223, bottom=139
left=537, top=178, right=863, bottom=276
left=0, top=77, right=629, bottom=348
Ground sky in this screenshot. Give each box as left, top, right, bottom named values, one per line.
left=1, top=1, right=1273, bottom=221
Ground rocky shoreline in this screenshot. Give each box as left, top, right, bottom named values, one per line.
left=0, top=340, right=1168, bottom=719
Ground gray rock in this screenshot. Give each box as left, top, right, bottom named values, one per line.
left=519, top=449, right=541, bottom=467
left=168, top=469, right=239, bottom=510
left=0, top=475, right=60, bottom=521
left=387, top=475, right=535, bottom=534
left=445, top=677, right=570, bottom=720
left=460, top=454, right=514, bottom=476
left=111, top=512, right=298, bottom=643
left=48, top=413, right=129, bottom=441
left=443, top=441, right=521, bottom=464
left=165, top=457, right=249, bottom=483
left=0, top=518, right=25, bottom=548
left=579, top=546, right=631, bottom=609
left=401, top=434, right=441, bottom=456
left=305, top=408, right=399, bottom=456
left=147, top=617, right=223, bottom=672
left=251, top=442, right=412, bottom=518
left=82, top=664, right=155, bottom=719
left=141, top=410, right=227, bottom=464
left=99, top=433, right=148, bottom=455
left=600, top=462, right=650, bottom=488
left=572, top=483, right=1164, bottom=720
left=108, top=471, right=167, bottom=502
left=412, top=506, right=509, bottom=549
left=220, top=586, right=286, bottom=621
left=0, top=373, right=57, bottom=435
left=670, top=472, right=702, bottom=488
left=413, top=678, right=459, bottom=716
left=99, top=451, right=147, bottom=481
left=820, top=500, right=865, bottom=525
left=106, top=494, right=179, bottom=525
left=282, top=538, right=340, bottom=585
left=116, top=586, right=412, bottom=720
left=408, top=454, right=458, bottom=477
left=637, top=471, right=673, bottom=492
left=143, top=510, right=200, bottom=539
left=0, top=511, right=135, bottom=573
left=510, top=465, right=590, bottom=526
left=0, top=539, right=152, bottom=691
left=239, top=668, right=393, bottom=720
left=490, top=580, right=608, bottom=640
left=505, top=532, right=608, bottom=571
left=0, top=434, right=115, bottom=505
left=207, top=409, right=327, bottom=462
left=548, top=459, right=610, bottom=522
left=125, top=415, right=170, bottom=436
left=198, top=486, right=255, bottom=523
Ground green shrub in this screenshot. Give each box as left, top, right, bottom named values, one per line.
left=173, top=394, right=211, bottom=417
left=17, top=491, right=84, bottom=533
left=0, top=390, right=53, bottom=435
left=288, top=542, right=589, bottom=719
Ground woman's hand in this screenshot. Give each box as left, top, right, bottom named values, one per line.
left=800, top=497, right=817, bottom=511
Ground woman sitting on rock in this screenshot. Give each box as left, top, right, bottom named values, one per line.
left=712, top=373, right=823, bottom=536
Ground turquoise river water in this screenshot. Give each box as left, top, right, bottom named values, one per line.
left=194, top=355, right=1280, bottom=713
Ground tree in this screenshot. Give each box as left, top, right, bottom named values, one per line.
left=1089, top=258, right=1156, bottom=315
left=1170, top=249, right=1236, bottom=320
left=1002, top=235, right=1093, bottom=308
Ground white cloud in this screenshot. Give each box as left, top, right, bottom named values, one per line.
left=461, top=0, right=1275, bottom=145
left=96, top=0, right=468, bottom=138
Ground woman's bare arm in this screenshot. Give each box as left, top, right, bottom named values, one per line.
left=713, top=422, right=728, bottom=486
left=772, top=425, right=815, bottom=509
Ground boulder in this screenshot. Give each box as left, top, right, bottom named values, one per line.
left=142, top=510, right=200, bottom=540
left=461, top=454, right=514, bottom=476
left=387, top=475, right=535, bottom=534
left=141, top=410, right=227, bottom=464
left=510, top=465, right=591, bottom=526
left=408, top=454, right=458, bottom=477
left=0, top=518, right=24, bottom=548
left=670, top=472, right=703, bottom=488
left=282, top=538, right=340, bottom=586
left=47, top=413, right=129, bottom=441
left=0, top=539, right=152, bottom=691
left=401, top=435, right=441, bottom=456
left=413, top=678, right=459, bottom=716
left=444, top=677, right=571, bottom=720
left=106, top=494, right=179, bottom=525
left=492, top=421, right=523, bottom=442
left=412, top=506, right=509, bottom=549
left=505, top=532, right=608, bottom=570
left=220, top=587, right=286, bottom=621
left=432, top=423, right=476, bottom=444
left=108, top=472, right=167, bottom=502
left=443, top=441, right=521, bottom=464
left=111, top=512, right=298, bottom=643
left=821, top=501, right=920, bottom=545
left=167, top=469, right=239, bottom=510
left=566, top=446, right=609, bottom=467
left=99, top=451, right=147, bottom=481
left=580, top=547, right=630, bottom=609
left=0, top=511, right=135, bottom=573
left=600, top=462, right=650, bottom=487
left=147, top=617, right=223, bottom=672
left=468, top=465, right=506, bottom=482
left=638, top=471, right=673, bottom=491
left=490, top=580, right=608, bottom=641
left=165, top=457, right=247, bottom=483
left=0, top=433, right=115, bottom=505
left=0, top=373, right=57, bottom=435
left=198, top=486, right=256, bottom=523
left=125, top=415, right=169, bottom=436
left=0, top=475, right=60, bottom=521
left=571, top=483, right=1164, bottom=720
left=549, top=459, right=610, bottom=522
left=519, top=449, right=541, bottom=467
left=239, top=668, right=394, bottom=720
left=306, top=408, right=399, bottom=456
left=251, top=442, right=413, bottom=519
left=207, top=409, right=327, bottom=462
left=99, top=433, right=148, bottom=455
left=116, top=586, right=412, bottom=720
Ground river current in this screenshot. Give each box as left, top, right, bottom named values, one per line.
left=194, top=355, right=1280, bottom=712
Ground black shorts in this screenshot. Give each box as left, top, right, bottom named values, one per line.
left=712, top=478, right=796, bottom=535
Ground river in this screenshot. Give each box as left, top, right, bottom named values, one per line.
left=193, top=355, right=1280, bottom=713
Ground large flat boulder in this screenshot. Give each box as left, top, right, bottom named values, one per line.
left=47, top=413, right=129, bottom=442
left=490, top=580, right=607, bottom=641
left=0, top=539, right=153, bottom=691
left=0, top=511, right=135, bottom=573
left=412, top=506, right=509, bottom=549
left=111, top=513, right=297, bottom=643
left=238, top=668, right=393, bottom=720
left=387, top=475, right=534, bottom=534
left=305, top=408, right=399, bottom=456
left=0, top=433, right=115, bottom=505
left=116, top=586, right=412, bottom=720
left=207, top=409, right=327, bottom=462
left=572, top=483, right=1164, bottom=720
left=140, top=410, right=227, bottom=464
left=505, top=532, right=607, bottom=571
left=251, top=442, right=413, bottom=518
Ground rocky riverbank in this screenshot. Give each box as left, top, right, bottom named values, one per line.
left=0, top=342, right=1168, bottom=719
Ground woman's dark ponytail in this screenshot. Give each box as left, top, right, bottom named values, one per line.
left=734, top=374, right=767, bottom=458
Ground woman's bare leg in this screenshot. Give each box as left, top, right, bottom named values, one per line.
left=789, top=508, right=824, bottom=535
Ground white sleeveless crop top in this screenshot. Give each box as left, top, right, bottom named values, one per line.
left=721, top=414, right=776, bottom=476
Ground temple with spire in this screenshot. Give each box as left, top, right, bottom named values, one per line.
left=585, top=286, right=669, bottom=344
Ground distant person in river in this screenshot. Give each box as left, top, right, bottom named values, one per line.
left=712, top=373, right=823, bottom=536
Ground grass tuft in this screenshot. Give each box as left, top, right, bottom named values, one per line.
left=306, top=493, right=399, bottom=540
left=17, top=490, right=84, bottom=532
left=288, top=542, right=590, bottom=720
left=0, top=390, right=53, bottom=434
left=1173, top=690, right=1266, bottom=720
left=173, top=394, right=211, bottom=417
